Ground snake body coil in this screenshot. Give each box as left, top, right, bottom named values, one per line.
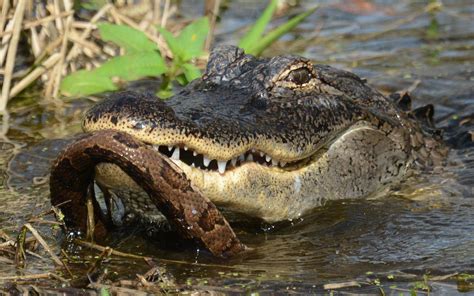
left=50, top=130, right=246, bottom=257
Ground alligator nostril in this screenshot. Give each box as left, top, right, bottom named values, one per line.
left=190, top=113, right=202, bottom=120
left=250, top=95, right=267, bottom=109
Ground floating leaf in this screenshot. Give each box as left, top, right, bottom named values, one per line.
left=98, top=23, right=157, bottom=53
left=60, top=70, right=117, bottom=96
left=238, top=0, right=278, bottom=51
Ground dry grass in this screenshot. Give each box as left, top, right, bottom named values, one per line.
left=0, top=0, right=187, bottom=112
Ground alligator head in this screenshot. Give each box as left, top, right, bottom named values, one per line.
left=83, top=45, right=447, bottom=223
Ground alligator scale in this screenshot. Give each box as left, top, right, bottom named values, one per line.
left=51, top=46, right=448, bottom=255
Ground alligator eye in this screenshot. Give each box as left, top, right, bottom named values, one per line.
left=286, top=68, right=312, bottom=85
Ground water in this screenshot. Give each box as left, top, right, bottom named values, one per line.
left=1, top=0, right=473, bottom=294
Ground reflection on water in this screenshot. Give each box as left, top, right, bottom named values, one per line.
left=1, top=0, right=473, bottom=293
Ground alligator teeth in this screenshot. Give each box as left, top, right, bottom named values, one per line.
left=203, top=156, right=211, bottom=167
left=155, top=144, right=291, bottom=172
left=217, top=160, right=226, bottom=174
left=171, top=147, right=180, bottom=160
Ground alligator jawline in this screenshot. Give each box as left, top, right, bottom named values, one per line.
left=144, top=124, right=358, bottom=175
left=149, top=143, right=312, bottom=175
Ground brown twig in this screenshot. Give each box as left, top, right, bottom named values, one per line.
left=73, top=239, right=147, bottom=260
left=0, top=236, right=36, bottom=249
left=23, top=224, right=63, bottom=266
left=73, top=239, right=239, bottom=268
left=323, top=281, right=362, bottom=290
left=0, top=273, right=51, bottom=281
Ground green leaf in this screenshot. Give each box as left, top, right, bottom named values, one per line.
left=159, top=17, right=209, bottom=62
left=175, top=74, right=188, bottom=86
left=98, top=23, right=157, bottom=53
left=239, top=0, right=278, bottom=51
left=245, top=6, right=318, bottom=56
left=156, top=88, right=173, bottom=99
left=96, top=52, right=167, bottom=80
left=60, top=52, right=166, bottom=96
left=80, top=0, right=108, bottom=10
left=158, top=28, right=183, bottom=60
left=60, top=70, right=117, bottom=96
left=176, top=17, right=209, bottom=61
left=182, top=63, right=201, bottom=82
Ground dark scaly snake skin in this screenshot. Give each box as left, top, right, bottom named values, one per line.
left=50, top=130, right=246, bottom=257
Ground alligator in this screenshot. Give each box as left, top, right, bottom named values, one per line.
left=81, top=45, right=448, bottom=225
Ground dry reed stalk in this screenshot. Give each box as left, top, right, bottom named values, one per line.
left=65, top=3, right=112, bottom=62
left=44, top=62, right=58, bottom=98
left=0, top=20, right=14, bottom=67
left=52, top=0, right=63, bottom=32
left=160, top=0, right=170, bottom=28
left=153, top=0, right=161, bottom=26
left=71, top=21, right=96, bottom=30
left=0, top=0, right=10, bottom=36
left=29, top=27, right=41, bottom=57
left=0, top=11, right=73, bottom=38
left=109, top=7, right=122, bottom=25
left=10, top=53, right=60, bottom=98
left=34, top=35, right=62, bottom=64
left=68, top=33, right=101, bottom=55
left=138, top=10, right=153, bottom=31
left=52, top=0, right=73, bottom=98
left=205, top=0, right=221, bottom=51
left=0, top=0, right=27, bottom=112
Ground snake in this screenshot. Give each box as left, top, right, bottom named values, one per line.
left=49, top=129, right=247, bottom=257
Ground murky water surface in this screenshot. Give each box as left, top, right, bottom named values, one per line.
left=1, top=0, right=473, bottom=293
